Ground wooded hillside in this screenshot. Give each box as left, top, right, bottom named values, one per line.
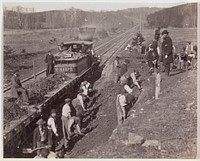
left=147, top=3, right=197, bottom=28
left=3, top=7, right=160, bottom=30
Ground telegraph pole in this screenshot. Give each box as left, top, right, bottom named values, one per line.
left=139, top=14, right=142, bottom=34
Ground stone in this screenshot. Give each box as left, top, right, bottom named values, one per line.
left=128, top=133, right=145, bottom=145
left=142, top=140, right=161, bottom=150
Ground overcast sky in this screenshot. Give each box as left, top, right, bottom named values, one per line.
left=3, top=0, right=197, bottom=12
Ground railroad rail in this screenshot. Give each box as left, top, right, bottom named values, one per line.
left=3, top=25, right=139, bottom=157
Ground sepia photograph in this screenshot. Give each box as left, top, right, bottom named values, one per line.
left=2, top=0, right=198, bottom=159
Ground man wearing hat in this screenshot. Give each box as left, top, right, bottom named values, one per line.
left=154, top=27, right=161, bottom=41
left=45, top=50, right=55, bottom=76
left=33, top=118, right=51, bottom=156
left=146, top=43, right=159, bottom=74
left=11, top=69, right=29, bottom=105
left=161, top=30, right=173, bottom=76
left=47, top=109, right=58, bottom=151
left=61, top=98, right=72, bottom=140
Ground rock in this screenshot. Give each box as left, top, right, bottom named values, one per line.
left=142, top=140, right=161, bottom=150
left=128, top=133, right=145, bottom=145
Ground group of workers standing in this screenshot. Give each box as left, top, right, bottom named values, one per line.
left=146, top=27, right=197, bottom=76
left=115, top=26, right=197, bottom=126
left=32, top=80, right=92, bottom=158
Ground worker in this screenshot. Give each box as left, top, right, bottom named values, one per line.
left=11, top=69, right=29, bottom=105
left=120, top=76, right=135, bottom=105
left=61, top=98, right=72, bottom=140
left=58, top=42, right=65, bottom=51
left=33, top=119, right=51, bottom=156
left=67, top=116, right=85, bottom=139
left=80, top=80, right=91, bottom=97
left=161, top=30, right=173, bottom=76
left=186, top=42, right=195, bottom=69
left=154, top=27, right=161, bottom=41
left=45, top=50, right=55, bottom=77
left=146, top=43, right=159, bottom=74
left=177, top=47, right=188, bottom=71
left=121, top=71, right=142, bottom=90
left=116, top=94, right=126, bottom=125
left=72, top=95, right=85, bottom=128
left=47, top=109, right=59, bottom=151
left=80, top=42, right=88, bottom=53
left=113, top=56, right=121, bottom=83
left=76, top=92, right=87, bottom=111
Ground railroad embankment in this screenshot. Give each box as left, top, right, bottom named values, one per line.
left=78, top=50, right=197, bottom=158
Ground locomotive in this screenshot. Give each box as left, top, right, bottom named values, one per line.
left=54, top=27, right=99, bottom=77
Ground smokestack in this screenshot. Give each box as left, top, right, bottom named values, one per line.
left=79, top=27, right=96, bottom=41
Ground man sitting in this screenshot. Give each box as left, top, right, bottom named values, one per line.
left=11, top=70, right=29, bottom=105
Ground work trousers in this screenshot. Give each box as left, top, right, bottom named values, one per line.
left=164, top=63, right=171, bottom=76
left=48, top=129, right=56, bottom=151
left=16, top=87, right=29, bottom=103
left=46, top=63, right=54, bottom=76
left=61, top=115, right=70, bottom=139
left=116, top=106, right=125, bottom=125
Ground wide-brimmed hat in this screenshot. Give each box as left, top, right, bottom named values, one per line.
left=161, top=30, right=169, bottom=35
left=50, top=109, right=56, bottom=114
left=36, top=119, right=46, bottom=125
left=65, top=98, right=71, bottom=103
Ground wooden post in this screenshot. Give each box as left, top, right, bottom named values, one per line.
left=155, top=73, right=161, bottom=99
left=33, top=56, right=36, bottom=80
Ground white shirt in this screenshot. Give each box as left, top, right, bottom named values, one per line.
left=124, top=84, right=133, bottom=93
left=47, top=117, right=57, bottom=135
left=77, top=94, right=84, bottom=109
left=130, top=72, right=137, bottom=83
left=118, top=94, right=127, bottom=107
left=81, top=81, right=90, bottom=96
left=62, top=103, right=71, bottom=117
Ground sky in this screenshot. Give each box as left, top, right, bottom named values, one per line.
left=2, top=0, right=198, bottom=12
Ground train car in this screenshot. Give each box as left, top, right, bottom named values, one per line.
left=54, top=27, right=98, bottom=77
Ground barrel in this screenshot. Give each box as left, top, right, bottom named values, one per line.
left=79, top=27, right=96, bottom=41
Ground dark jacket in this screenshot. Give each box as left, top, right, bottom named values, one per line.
left=11, top=75, right=22, bottom=98
left=45, top=54, right=55, bottom=65
left=162, top=36, right=173, bottom=64
left=33, top=126, right=50, bottom=149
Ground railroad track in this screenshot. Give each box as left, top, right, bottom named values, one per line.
left=3, top=25, right=139, bottom=94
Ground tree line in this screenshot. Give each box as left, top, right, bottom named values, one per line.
left=3, top=7, right=160, bottom=30
left=147, top=3, right=197, bottom=28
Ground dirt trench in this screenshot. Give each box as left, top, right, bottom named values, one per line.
left=58, top=49, right=148, bottom=158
